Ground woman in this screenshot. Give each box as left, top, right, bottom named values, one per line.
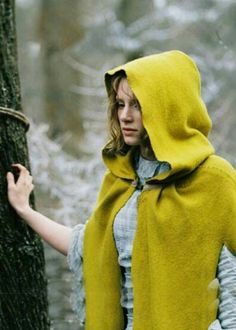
left=6, top=50, right=236, bottom=330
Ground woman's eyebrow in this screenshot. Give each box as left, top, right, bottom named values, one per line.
left=115, top=95, right=137, bottom=101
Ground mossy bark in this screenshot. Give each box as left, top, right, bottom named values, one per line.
left=0, top=0, right=50, bottom=328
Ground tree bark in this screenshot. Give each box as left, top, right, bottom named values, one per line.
left=0, top=0, right=49, bottom=329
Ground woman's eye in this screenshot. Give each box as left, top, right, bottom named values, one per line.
left=117, top=102, right=124, bottom=108
left=132, top=101, right=140, bottom=110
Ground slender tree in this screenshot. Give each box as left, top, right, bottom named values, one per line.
left=38, top=0, right=85, bottom=155
left=116, top=0, right=154, bottom=27
left=0, top=0, right=49, bottom=328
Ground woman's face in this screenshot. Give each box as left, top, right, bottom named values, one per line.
left=116, top=78, right=145, bottom=146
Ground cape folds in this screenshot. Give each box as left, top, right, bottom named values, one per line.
left=83, top=50, right=236, bottom=329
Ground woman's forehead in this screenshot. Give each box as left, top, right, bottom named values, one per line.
left=116, top=78, right=136, bottom=99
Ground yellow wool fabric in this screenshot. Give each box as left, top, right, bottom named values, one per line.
left=83, top=50, right=236, bottom=330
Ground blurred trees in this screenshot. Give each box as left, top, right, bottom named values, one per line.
left=0, top=0, right=49, bottom=328
left=16, top=0, right=236, bottom=161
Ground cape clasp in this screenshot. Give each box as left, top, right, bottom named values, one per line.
left=131, top=179, right=139, bottom=187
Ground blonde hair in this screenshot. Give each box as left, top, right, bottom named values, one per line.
left=103, top=71, right=153, bottom=158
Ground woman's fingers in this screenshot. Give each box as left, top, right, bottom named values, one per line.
left=6, top=164, right=34, bottom=212
left=28, top=175, right=33, bottom=183
left=7, top=164, right=34, bottom=196
left=11, top=163, right=29, bottom=175
left=11, top=164, right=31, bottom=185
left=6, top=172, right=16, bottom=188
left=11, top=163, right=28, bottom=171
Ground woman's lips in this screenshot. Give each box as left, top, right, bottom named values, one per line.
left=122, top=128, right=137, bottom=136
left=122, top=128, right=137, bottom=131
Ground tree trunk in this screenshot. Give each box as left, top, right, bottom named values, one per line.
left=0, top=0, right=50, bottom=329
left=38, top=0, right=85, bottom=155
left=116, top=0, right=154, bottom=27
left=115, top=0, right=154, bottom=61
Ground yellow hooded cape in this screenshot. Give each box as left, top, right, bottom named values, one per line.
left=83, top=50, right=236, bottom=330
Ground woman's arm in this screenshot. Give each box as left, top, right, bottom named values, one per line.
left=6, top=163, right=71, bottom=256
left=216, top=246, right=236, bottom=329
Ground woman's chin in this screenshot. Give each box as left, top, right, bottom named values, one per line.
left=124, top=138, right=140, bottom=146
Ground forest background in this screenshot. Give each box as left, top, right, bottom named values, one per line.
left=15, top=0, right=236, bottom=328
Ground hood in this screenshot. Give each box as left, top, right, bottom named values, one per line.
left=103, top=50, right=215, bottom=182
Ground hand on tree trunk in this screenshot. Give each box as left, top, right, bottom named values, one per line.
left=6, top=163, right=34, bottom=215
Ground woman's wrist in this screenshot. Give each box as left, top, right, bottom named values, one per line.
left=15, top=204, right=33, bottom=218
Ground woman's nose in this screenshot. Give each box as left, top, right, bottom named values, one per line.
left=120, top=106, right=133, bottom=121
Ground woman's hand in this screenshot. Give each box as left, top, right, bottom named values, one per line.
left=6, top=164, right=34, bottom=214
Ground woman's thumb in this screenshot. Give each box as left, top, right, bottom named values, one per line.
left=6, top=172, right=15, bottom=187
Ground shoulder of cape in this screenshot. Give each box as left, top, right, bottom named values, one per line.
left=198, top=154, right=236, bottom=187
left=101, top=170, right=117, bottom=185
left=96, top=170, right=118, bottom=200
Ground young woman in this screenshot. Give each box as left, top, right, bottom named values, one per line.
left=6, top=50, right=236, bottom=330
